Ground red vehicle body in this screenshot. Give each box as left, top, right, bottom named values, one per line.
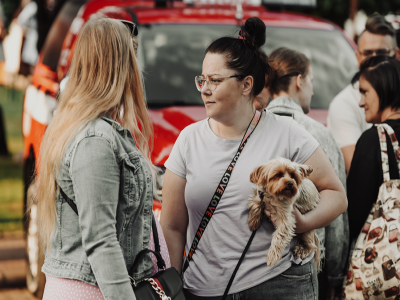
left=22, top=0, right=358, bottom=296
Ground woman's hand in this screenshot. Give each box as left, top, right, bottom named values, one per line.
left=297, top=146, right=348, bottom=233
left=292, top=205, right=308, bottom=233
left=264, top=204, right=307, bottom=234
left=264, top=202, right=277, bottom=225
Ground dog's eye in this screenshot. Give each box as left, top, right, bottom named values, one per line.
left=291, top=173, right=295, bottom=179
left=277, top=172, right=283, bottom=178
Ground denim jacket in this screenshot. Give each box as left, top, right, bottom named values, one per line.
left=268, top=97, right=349, bottom=288
left=42, top=116, right=154, bottom=300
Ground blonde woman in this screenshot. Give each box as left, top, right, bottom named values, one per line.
left=37, top=18, right=154, bottom=300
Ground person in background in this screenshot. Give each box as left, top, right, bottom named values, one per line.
left=328, top=13, right=400, bottom=176
left=347, top=56, right=400, bottom=243
left=266, top=47, right=348, bottom=300
left=18, top=1, right=39, bottom=69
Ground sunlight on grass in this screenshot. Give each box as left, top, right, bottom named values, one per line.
left=0, top=178, right=24, bottom=234
left=8, top=137, right=23, bottom=155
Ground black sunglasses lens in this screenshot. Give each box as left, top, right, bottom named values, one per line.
left=121, top=21, right=138, bottom=37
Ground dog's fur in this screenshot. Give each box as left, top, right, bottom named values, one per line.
left=248, top=157, right=321, bottom=271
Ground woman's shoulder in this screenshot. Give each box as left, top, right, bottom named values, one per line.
left=357, top=125, right=379, bottom=145
left=178, top=119, right=208, bottom=138
left=354, top=125, right=380, bottom=158
left=65, top=118, right=120, bottom=156
left=264, top=110, right=294, bottom=129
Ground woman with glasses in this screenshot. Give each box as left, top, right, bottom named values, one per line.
left=37, top=18, right=154, bottom=300
left=161, top=17, right=347, bottom=299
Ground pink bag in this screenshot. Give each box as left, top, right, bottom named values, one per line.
left=149, top=211, right=171, bottom=275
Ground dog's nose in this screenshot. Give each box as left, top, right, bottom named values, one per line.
left=286, top=181, right=293, bottom=188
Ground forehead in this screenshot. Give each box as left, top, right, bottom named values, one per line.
left=359, top=75, right=373, bottom=89
left=202, top=53, right=229, bottom=75
left=307, top=65, right=314, bottom=77
left=358, top=31, right=395, bottom=50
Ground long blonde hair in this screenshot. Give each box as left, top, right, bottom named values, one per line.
left=36, top=18, right=153, bottom=248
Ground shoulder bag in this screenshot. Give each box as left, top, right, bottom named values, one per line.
left=343, top=124, right=400, bottom=299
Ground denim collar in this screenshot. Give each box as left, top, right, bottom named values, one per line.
left=102, top=115, right=129, bottom=137
left=267, top=96, right=304, bottom=115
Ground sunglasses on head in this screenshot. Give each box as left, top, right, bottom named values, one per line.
left=120, top=20, right=138, bottom=37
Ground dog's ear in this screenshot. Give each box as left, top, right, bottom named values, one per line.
left=250, top=165, right=263, bottom=184
left=250, top=163, right=271, bottom=186
left=299, top=164, right=313, bottom=178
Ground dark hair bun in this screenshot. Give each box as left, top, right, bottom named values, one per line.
left=242, top=17, right=266, bottom=48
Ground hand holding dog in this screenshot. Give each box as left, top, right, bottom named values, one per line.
left=265, top=204, right=307, bottom=234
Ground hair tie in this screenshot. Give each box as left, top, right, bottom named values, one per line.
left=238, top=30, right=255, bottom=46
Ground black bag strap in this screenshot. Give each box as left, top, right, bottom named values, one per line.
left=57, top=184, right=164, bottom=271
left=222, top=229, right=258, bottom=300
left=273, top=111, right=294, bottom=118
left=182, top=110, right=262, bottom=273
left=130, top=249, right=166, bottom=274
left=377, top=124, right=400, bottom=182
left=59, top=186, right=79, bottom=215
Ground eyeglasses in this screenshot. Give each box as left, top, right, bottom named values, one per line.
left=195, top=74, right=243, bottom=91
left=359, top=48, right=393, bottom=57
left=120, top=20, right=138, bottom=37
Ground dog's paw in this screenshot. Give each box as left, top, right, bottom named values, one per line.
left=294, top=243, right=312, bottom=260
left=266, top=248, right=282, bottom=266
left=248, top=216, right=261, bottom=231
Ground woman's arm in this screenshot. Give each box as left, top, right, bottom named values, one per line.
left=160, top=169, right=188, bottom=275
left=72, top=137, right=135, bottom=300
left=294, top=146, right=348, bottom=233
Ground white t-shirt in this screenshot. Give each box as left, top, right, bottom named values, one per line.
left=165, top=110, right=319, bottom=296
left=327, top=83, right=372, bottom=149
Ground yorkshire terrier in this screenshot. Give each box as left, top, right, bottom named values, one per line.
left=248, top=157, right=321, bottom=270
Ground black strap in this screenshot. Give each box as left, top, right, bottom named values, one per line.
left=222, top=230, right=258, bottom=300
left=221, top=196, right=265, bottom=299
left=182, top=110, right=262, bottom=273
left=274, top=112, right=294, bottom=118
left=57, top=184, right=164, bottom=271
left=130, top=248, right=166, bottom=274
left=152, top=214, right=161, bottom=254
left=59, top=186, right=78, bottom=215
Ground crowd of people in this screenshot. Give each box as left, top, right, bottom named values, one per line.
left=32, top=11, right=400, bottom=300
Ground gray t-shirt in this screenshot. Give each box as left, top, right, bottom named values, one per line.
left=165, top=110, right=319, bottom=296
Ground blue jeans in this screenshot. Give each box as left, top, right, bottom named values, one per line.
left=183, top=260, right=318, bottom=300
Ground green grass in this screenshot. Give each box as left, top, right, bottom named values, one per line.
left=0, top=85, right=24, bottom=236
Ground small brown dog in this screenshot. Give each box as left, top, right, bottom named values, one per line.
left=248, top=157, right=321, bottom=270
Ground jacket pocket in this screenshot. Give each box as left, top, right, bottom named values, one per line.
left=124, top=155, right=141, bottom=174
left=119, top=155, right=143, bottom=234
